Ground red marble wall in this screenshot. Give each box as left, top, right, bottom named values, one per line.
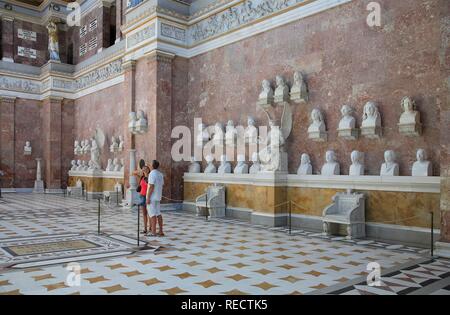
left=12, top=20, right=48, bottom=66
left=14, top=98, right=43, bottom=188
left=73, top=83, right=127, bottom=172
left=183, top=0, right=443, bottom=176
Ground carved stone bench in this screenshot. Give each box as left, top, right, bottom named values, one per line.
left=322, top=189, right=366, bottom=239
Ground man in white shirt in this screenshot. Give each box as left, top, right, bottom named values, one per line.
left=146, top=160, right=165, bottom=236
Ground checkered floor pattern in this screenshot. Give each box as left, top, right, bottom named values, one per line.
left=0, top=193, right=448, bottom=295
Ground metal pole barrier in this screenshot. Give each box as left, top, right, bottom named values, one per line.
left=205, top=191, right=208, bottom=221
left=0, top=187, right=2, bottom=198
left=137, top=204, right=140, bottom=247
left=430, top=211, right=434, bottom=257
left=289, top=201, right=292, bottom=235
left=116, top=186, right=119, bottom=207
left=97, top=198, right=100, bottom=235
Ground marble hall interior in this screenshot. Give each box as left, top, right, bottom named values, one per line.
left=0, top=0, right=449, bottom=295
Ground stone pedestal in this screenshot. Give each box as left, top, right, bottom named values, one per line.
left=125, top=149, right=139, bottom=207
left=33, top=158, right=44, bottom=193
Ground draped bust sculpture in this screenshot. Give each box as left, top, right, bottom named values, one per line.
left=412, top=149, right=432, bottom=176
left=259, top=120, right=287, bottom=172
left=308, top=108, right=327, bottom=142
left=217, top=155, right=232, bottom=174
left=234, top=155, right=249, bottom=174
left=380, top=150, right=399, bottom=176
left=188, top=156, right=201, bottom=173
left=204, top=155, right=217, bottom=174
left=297, top=153, right=313, bottom=175
left=337, top=105, right=359, bottom=140
left=361, top=101, right=382, bottom=138
left=212, top=122, right=225, bottom=145
left=47, top=20, right=60, bottom=62
left=225, top=120, right=237, bottom=146
left=257, top=79, right=274, bottom=108
left=249, top=152, right=261, bottom=174
left=290, top=71, right=308, bottom=103
left=349, top=150, right=364, bottom=176
left=89, top=138, right=101, bottom=170
left=274, top=75, right=290, bottom=103
left=245, top=117, right=258, bottom=144
left=398, top=96, right=422, bottom=136
left=321, top=150, right=340, bottom=176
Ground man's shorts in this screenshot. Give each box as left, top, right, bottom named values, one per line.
left=148, top=200, right=161, bottom=217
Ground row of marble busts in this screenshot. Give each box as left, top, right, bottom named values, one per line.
left=189, top=153, right=263, bottom=175
left=109, top=136, right=124, bottom=153
left=297, top=149, right=432, bottom=177
left=197, top=116, right=259, bottom=147
left=307, top=96, right=422, bottom=142
left=74, top=139, right=94, bottom=156
left=128, top=110, right=148, bottom=135
left=70, top=158, right=124, bottom=172
left=257, top=71, right=309, bottom=107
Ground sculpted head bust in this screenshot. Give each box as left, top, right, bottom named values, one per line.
left=380, top=150, right=399, bottom=176
left=321, top=150, right=340, bottom=176
left=298, top=153, right=313, bottom=175
left=412, top=149, right=431, bottom=176
left=339, top=105, right=356, bottom=129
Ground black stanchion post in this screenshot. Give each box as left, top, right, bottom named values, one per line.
left=116, top=186, right=119, bottom=207
left=431, top=211, right=434, bottom=257
left=0, top=187, right=2, bottom=199
left=137, top=205, right=140, bottom=248
left=97, top=198, right=100, bottom=235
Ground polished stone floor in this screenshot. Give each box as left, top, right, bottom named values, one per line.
left=0, top=193, right=449, bottom=295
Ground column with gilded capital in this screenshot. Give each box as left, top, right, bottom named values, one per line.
left=0, top=96, right=16, bottom=187
left=41, top=97, right=63, bottom=191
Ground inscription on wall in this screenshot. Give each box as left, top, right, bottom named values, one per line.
left=80, top=25, right=87, bottom=37
left=18, top=46, right=37, bottom=59
left=126, top=23, right=156, bottom=49
left=89, top=19, right=98, bottom=32
left=18, top=29, right=37, bottom=41
left=79, top=43, right=87, bottom=56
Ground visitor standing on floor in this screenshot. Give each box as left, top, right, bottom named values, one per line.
left=146, top=160, right=165, bottom=237
left=137, top=165, right=150, bottom=234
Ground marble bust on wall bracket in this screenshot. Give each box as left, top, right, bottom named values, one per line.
left=290, top=71, right=308, bottom=104
left=307, top=108, right=327, bottom=142
left=257, top=79, right=274, bottom=109
left=380, top=150, right=399, bottom=176
left=321, top=150, right=340, bottom=176
left=297, top=153, right=313, bottom=175
left=274, top=75, right=290, bottom=104
left=361, top=101, right=382, bottom=139
left=337, top=105, right=359, bottom=140
left=398, top=96, right=422, bottom=137
left=349, top=150, right=365, bottom=176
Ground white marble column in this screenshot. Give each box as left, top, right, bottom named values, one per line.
left=33, top=158, right=44, bottom=193
left=125, top=149, right=139, bottom=207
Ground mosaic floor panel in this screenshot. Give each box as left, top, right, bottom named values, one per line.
left=0, top=193, right=448, bottom=295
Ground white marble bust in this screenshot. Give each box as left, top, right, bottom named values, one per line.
left=204, top=155, right=217, bottom=174
left=24, top=141, right=32, bottom=155
left=120, top=158, right=125, bottom=172
left=82, top=160, right=89, bottom=171
left=398, top=96, right=422, bottom=136
left=83, top=139, right=91, bottom=154
left=380, top=150, right=399, bottom=176
left=308, top=108, right=327, bottom=141
left=321, top=150, right=340, bottom=176
left=249, top=152, right=261, bottom=174
left=76, top=179, right=83, bottom=188
left=217, top=155, right=232, bottom=174
left=113, top=158, right=121, bottom=172
left=412, top=149, right=432, bottom=176
left=290, top=71, right=308, bottom=103
left=297, top=153, right=313, bottom=175
left=274, top=75, right=290, bottom=103
left=234, top=154, right=249, bottom=174
left=110, top=136, right=119, bottom=153
left=188, top=156, right=201, bottom=173
left=70, top=160, right=77, bottom=171
left=106, top=158, right=114, bottom=172
left=74, top=140, right=82, bottom=155
left=361, top=101, right=382, bottom=138
left=245, top=117, right=258, bottom=144
left=225, top=120, right=237, bottom=146
left=338, top=105, right=359, bottom=140
left=118, top=136, right=124, bottom=152
left=338, top=105, right=356, bottom=130
left=258, top=79, right=274, bottom=108
left=349, top=150, right=364, bottom=176
left=135, top=110, right=148, bottom=134
left=76, top=160, right=82, bottom=171
left=212, top=122, right=224, bottom=145
left=196, top=123, right=210, bottom=147
left=128, top=112, right=137, bottom=133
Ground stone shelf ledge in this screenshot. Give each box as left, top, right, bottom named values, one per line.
left=183, top=173, right=440, bottom=193
left=69, top=170, right=124, bottom=179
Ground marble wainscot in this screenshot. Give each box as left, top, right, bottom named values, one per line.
left=183, top=173, right=440, bottom=247
left=68, top=169, right=124, bottom=200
